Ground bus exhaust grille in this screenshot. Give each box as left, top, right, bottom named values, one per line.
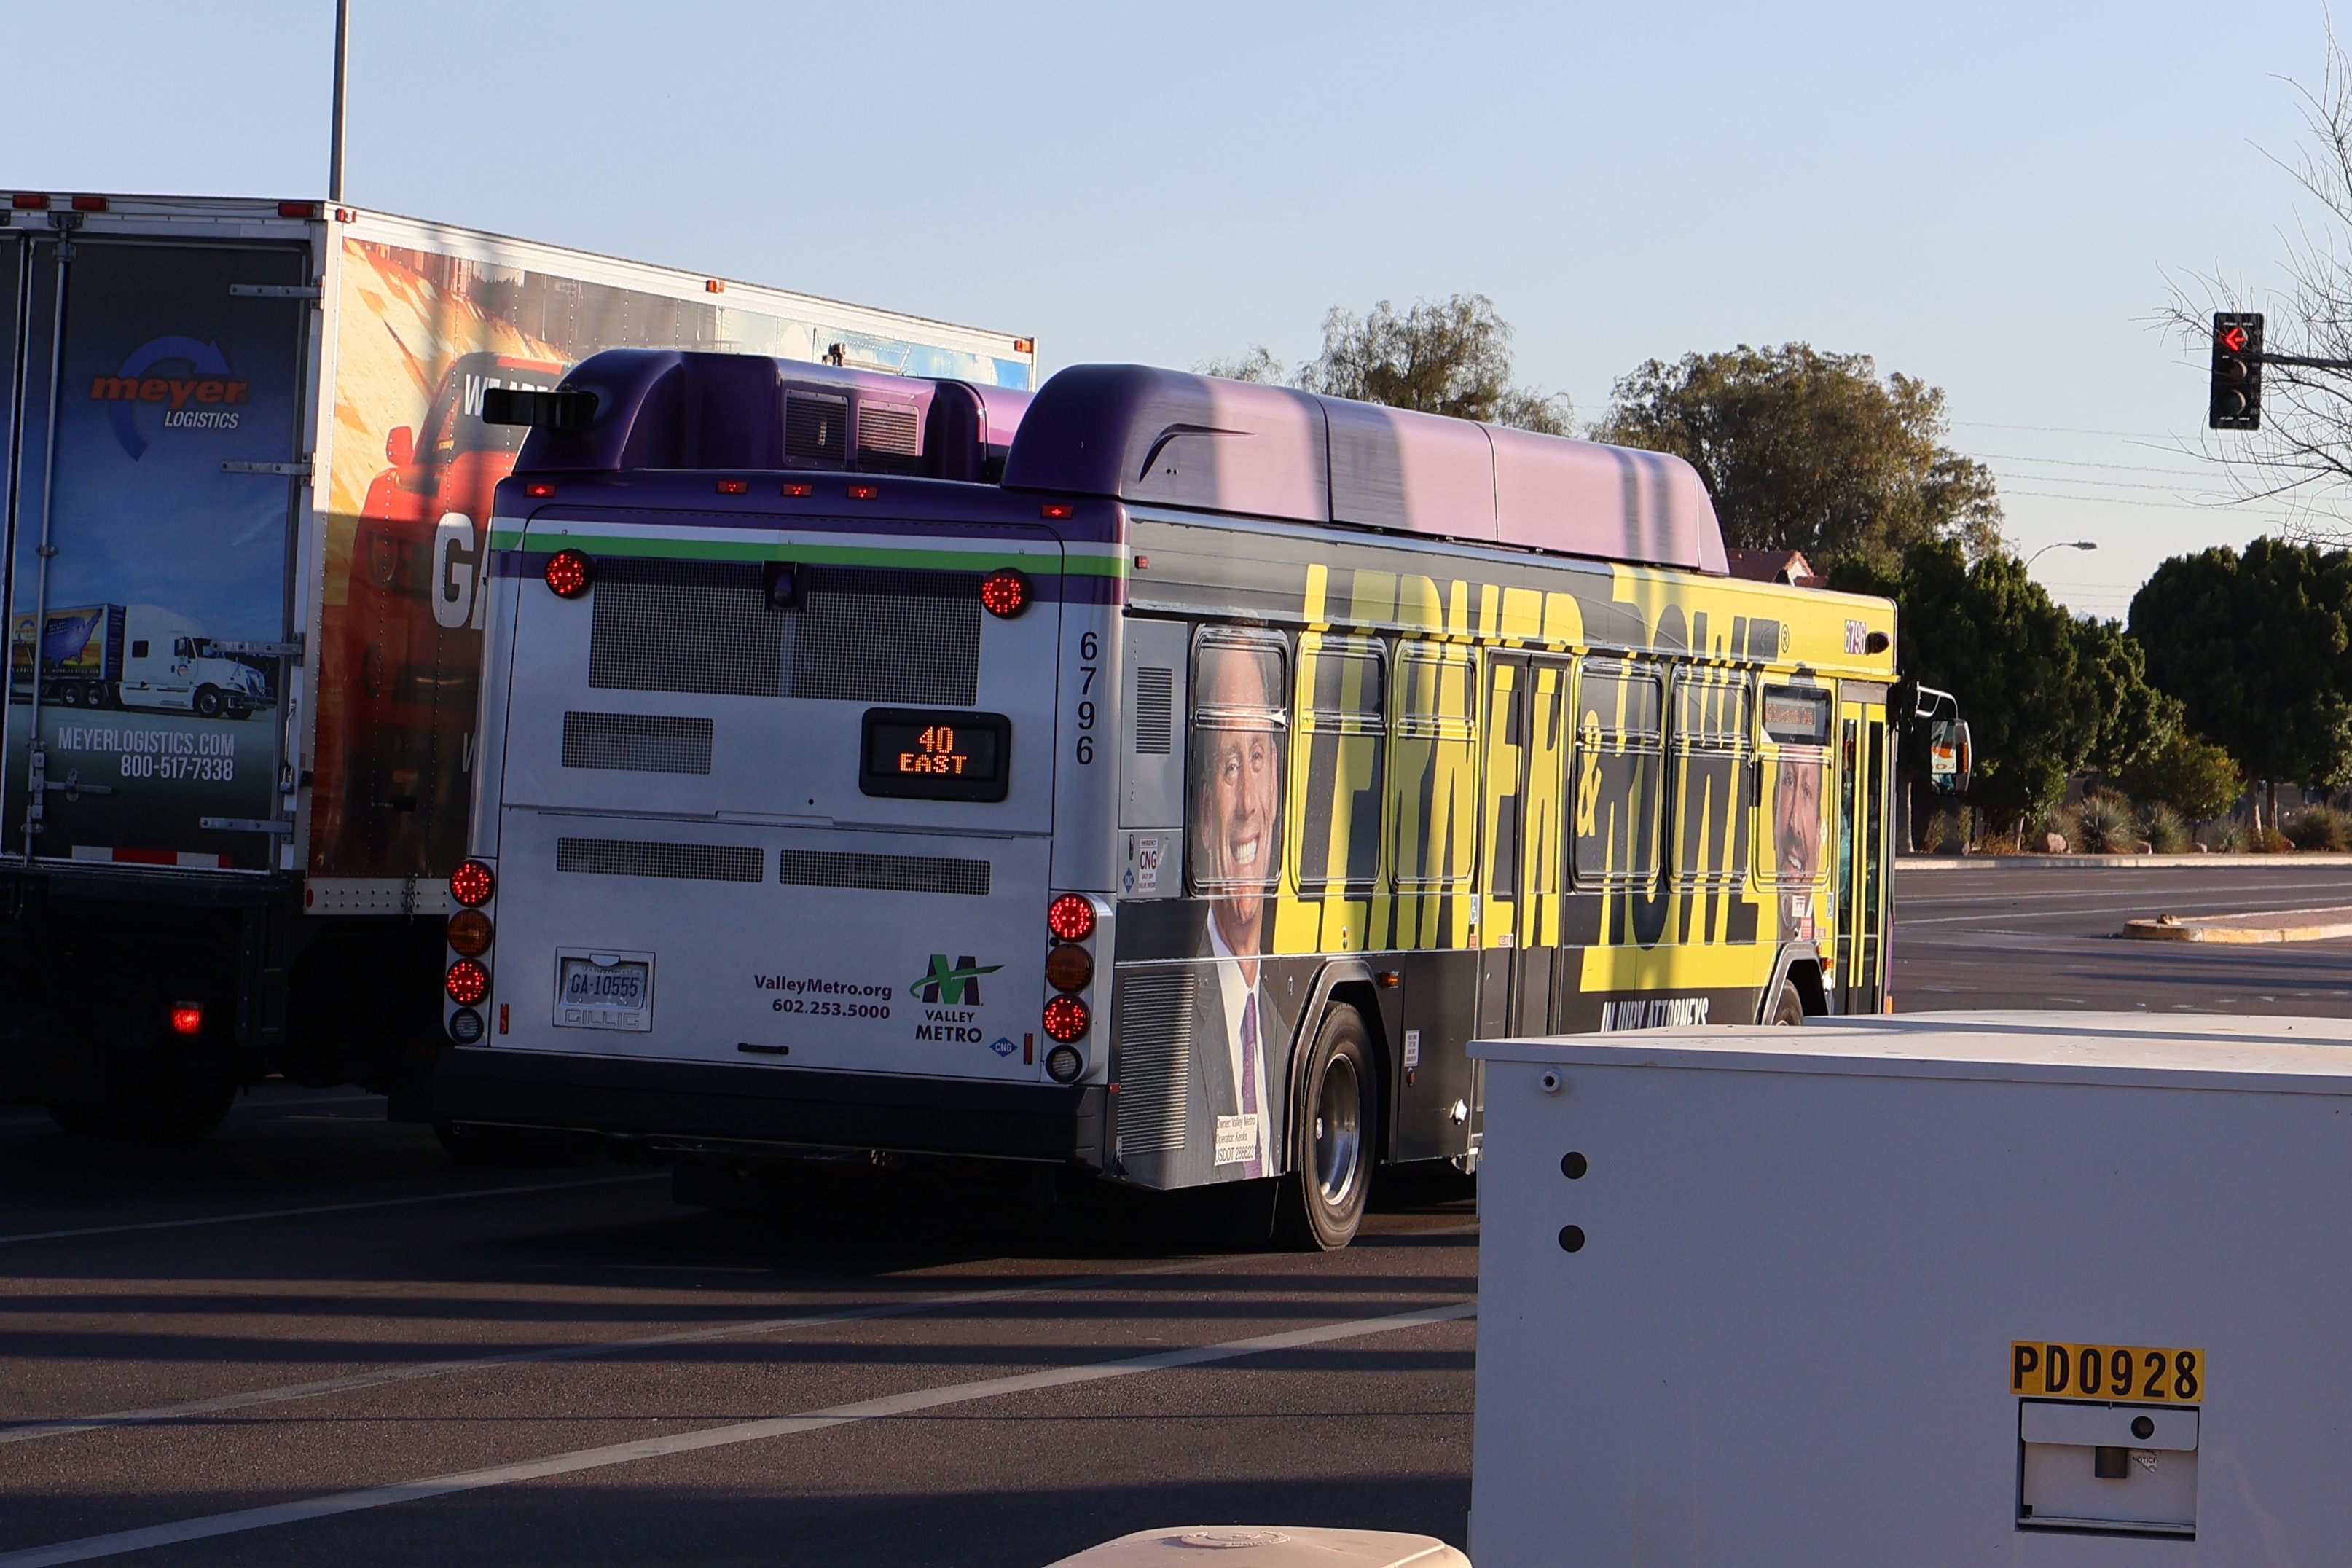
left=561, top=712, right=715, bottom=774
left=791, top=566, right=981, bottom=705
left=1134, top=666, right=1174, bottom=755
left=1113, top=968, right=1196, bottom=1156
left=776, top=848, right=990, bottom=897
left=557, top=837, right=763, bottom=882
left=589, top=559, right=785, bottom=697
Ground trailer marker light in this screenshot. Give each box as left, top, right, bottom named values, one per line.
left=524, top=482, right=557, bottom=498
left=450, top=860, right=495, bottom=907
left=1014, top=338, right=1035, bottom=354
left=1044, top=1042, right=1086, bottom=1082
left=447, top=909, right=494, bottom=958
left=716, top=479, right=748, bottom=495
left=71, top=195, right=106, bottom=213
left=981, top=569, right=1030, bottom=619
left=705, top=278, right=725, bottom=294
left=1045, top=943, right=1094, bottom=992
left=10, top=194, right=46, bottom=211
left=1042, top=997, right=1090, bottom=1046
left=278, top=200, right=318, bottom=219
left=169, top=1002, right=203, bottom=1036
left=1047, top=893, right=1095, bottom=942
left=444, top=960, right=490, bottom=1006
left=544, top=548, right=593, bottom=598
left=845, top=484, right=879, bottom=501
left=1040, top=503, right=1074, bottom=520
left=780, top=482, right=813, bottom=498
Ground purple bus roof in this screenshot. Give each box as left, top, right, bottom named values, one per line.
left=1000, top=364, right=1729, bottom=576
left=514, top=350, right=1030, bottom=480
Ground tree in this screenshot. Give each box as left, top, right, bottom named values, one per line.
left=1197, top=294, right=1572, bottom=434
left=2120, top=734, right=2245, bottom=821
left=1831, top=541, right=2166, bottom=827
left=2128, top=538, right=2352, bottom=805
left=1594, top=343, right=2003, bottom=571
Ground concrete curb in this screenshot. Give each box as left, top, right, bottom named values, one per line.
left=1898, top=854, right=2352, bottom=871
left=2122, top=909, right=2352, bottom=944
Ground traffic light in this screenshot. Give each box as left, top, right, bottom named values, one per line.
left=2210, top=311, right=2263, bottom=430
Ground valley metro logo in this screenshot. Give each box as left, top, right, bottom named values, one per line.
left=909, top=954, right=1001, bottom=1004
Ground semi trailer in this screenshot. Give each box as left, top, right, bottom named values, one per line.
left=0, top=189, right=1033, bottom=1137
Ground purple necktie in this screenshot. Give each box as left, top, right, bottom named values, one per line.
left=1239, top=992, right=1262, bottom=1178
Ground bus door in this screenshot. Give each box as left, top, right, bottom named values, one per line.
left=1832, top=686, right=1892, bottom=1014
left=1477, top=653, right=1568, bottom=1042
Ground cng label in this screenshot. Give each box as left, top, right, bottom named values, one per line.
left=2012, top=1341, right=2203, bottom=1404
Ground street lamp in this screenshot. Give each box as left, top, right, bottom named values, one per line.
left=2026, top=540, right=2098, bottom=571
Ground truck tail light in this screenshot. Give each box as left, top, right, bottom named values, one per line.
left=169, top=1002, right=203, bottom=1036
left=544, top=549, right=592, bottom=597
left=1047, top=894, right=1095, bottom=942
left=450, top=860, right=495, bottom=907
left=445, top=960, right=490, bottom=1006
left=981, top=569, right=1029, bottom=619
left=1042, top=995, right=1089, bottom=1043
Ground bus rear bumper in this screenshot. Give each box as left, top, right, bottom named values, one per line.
left=432, top=1047, right=1106, bottom=1168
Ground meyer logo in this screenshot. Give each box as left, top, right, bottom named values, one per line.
left=90, top=336, right=251, bottom=458
left=909, top=954, right=1002, bottom=1005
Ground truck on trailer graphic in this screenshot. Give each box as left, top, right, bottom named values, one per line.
left=9, top=604, right=273, bottom=718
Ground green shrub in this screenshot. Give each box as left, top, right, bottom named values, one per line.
left=2285, top=804, right=2352, bottom=852
left=2073, top=790, right=2138, bottom=854
left=2253, top=824, right=2294, bottom=852
left=2120, top=734, right=2244, bottom=820
left=2136, top=800, right=2190, bottom=853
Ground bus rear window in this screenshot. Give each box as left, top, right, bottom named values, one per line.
left=1761, top=685, right=1830, bottom=747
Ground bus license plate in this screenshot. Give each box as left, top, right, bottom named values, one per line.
left=554, top=950, right=654, bottom=1032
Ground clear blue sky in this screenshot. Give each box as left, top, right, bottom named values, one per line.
left=10, top=1, right=2337, bottom=619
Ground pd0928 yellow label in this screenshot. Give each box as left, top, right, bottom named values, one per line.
left=2011, top=1341, right=2203, bottom=1404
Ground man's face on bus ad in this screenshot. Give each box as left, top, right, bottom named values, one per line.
left=1193, top=646, right=1283, bottom=960
left=1773, top=754, right=1823, bottom=882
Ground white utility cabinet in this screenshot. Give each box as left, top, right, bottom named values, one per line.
left=1466, top=1011, right=2352, bottom=1565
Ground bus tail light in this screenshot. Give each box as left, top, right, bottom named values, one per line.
left=445, top=960, right=490, bottom=1006
left=1042, top=995, right=1089, bottom=1043
left=450, top=860, right=495, bottom=907
left=981, top=569, right=1029, bottom=619
left=447, top=909, right=494, bottom=958
left=169, top=1002, right=203, bottom=1036
left=1046, top=893, right=1095, bottom=943
left=544, top=549, right=592, bottom=598
left=1044, top=944, right=1094, bottom=992
left=1044, top=1042, right=1086, bottom=1083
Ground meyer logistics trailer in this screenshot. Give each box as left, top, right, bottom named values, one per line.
left=0, top=191, right=1034, bottom=1137
left=437, top=356, right=1918, bottom=1248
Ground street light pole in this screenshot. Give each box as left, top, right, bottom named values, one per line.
left=328, top=0, right=349, bottom=203
left=2026, top=540, right=2097, bottom=571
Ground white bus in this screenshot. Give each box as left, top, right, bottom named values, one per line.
left=437, top=357, right=1915, bottom=1248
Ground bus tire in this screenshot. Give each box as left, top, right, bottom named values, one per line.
left=193, top=686, right=224, bottom=718
left=1276, top=1003, right=1375, bottom=1251
left=1770, top=979, right=1806, bottom=1025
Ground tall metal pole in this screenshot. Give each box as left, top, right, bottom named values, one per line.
left=328, top=0, right=349, bottom=203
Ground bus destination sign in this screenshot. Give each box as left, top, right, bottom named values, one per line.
left=859, top=707, right=1011, bottom=802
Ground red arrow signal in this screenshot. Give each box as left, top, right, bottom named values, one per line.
left=2219, top=324, right=2249, bottom=353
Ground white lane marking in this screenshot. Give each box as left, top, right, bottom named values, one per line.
left=0, top=1299, right=1476, bottom=1568
left=0, top=1262, right=1199, bottom=1446
left=0, top=1173, right=663, bottom=1247
left=0, top=1094, right=384, bottom=1132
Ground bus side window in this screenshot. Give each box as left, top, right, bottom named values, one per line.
left=1187, top=629, right=1290, bottom=902
left=1755, top=682, right=1832, bottom=889
left=1669, top=668, right=1753, bottom=887
left=1293, top=635, right=1387, bottom=893
left=1571, top=661, right=1666, bottom=887
left=1390, top=644, right=1478, bottom=891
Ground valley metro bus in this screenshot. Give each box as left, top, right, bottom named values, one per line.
left=434, top=354, right=1910, bottom=1249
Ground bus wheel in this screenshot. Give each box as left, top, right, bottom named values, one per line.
left=1770, top=979, right=1806, bottom=1025
left=1277, top=1003, right=1374, bottom=1251
left=193, top=686, right=224, bottom=718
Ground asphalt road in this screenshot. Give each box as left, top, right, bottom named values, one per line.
left=8, top=859, right=2351, bottom=1568
left=1893, top=860, right=2352, bottom=1015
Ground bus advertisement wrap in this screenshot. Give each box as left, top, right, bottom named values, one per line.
left=4, top=240, right=306, bottom=869
left=310, top=239, right=1037, bottom=882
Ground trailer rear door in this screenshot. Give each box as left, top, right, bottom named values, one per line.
left=3, top=236, right=310, bottom=871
